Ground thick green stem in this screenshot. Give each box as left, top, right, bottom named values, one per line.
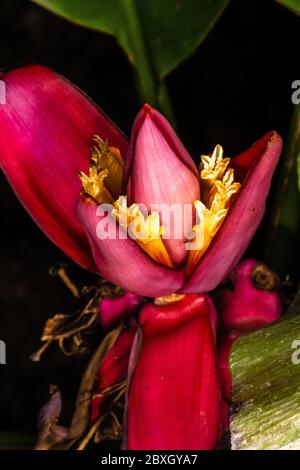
left=120, top=0, right=157, bottom=103
left=230, top=287, right=300, bottom=450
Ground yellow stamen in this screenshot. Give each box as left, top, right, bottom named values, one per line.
left=200, top=144, right=230, bottom=207
left=92, top=136, right=124, bottom=197
left=79, top=139, right=240, bottom=273
left=186, top=145, right=240, bottom=275
left=79, top=136, right=124, bottom=203
left=113, top=197, right=174, bottom=268
left=79, top=167, right=113, bottom=204
left=154, top=293, right=185, bottom=305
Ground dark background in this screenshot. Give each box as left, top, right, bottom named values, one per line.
left=0, top=0, right=298, bottom=440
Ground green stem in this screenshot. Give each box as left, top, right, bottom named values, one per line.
left=230, top=287, right=300, bottom=449
left=120, top=0, right=176, bottom=123
left=120, top=0, right=156, bottom=103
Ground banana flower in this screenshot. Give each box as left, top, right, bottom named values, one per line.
left=0, top=65, right=282, bottom=298
left=0, top=65, right=282, bottom=450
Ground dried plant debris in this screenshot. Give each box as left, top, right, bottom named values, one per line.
left=33, top=266, right=130, bottom=450
left=35, top=326, right=127, bottom=450
left=31, top=265, right=124, bottom=361
left=35, top=385, right=68, bottom=450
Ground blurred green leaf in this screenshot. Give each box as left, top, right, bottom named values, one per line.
left=276, top=0, right=300, bottom=16
left=298, top=141, right=300, bottom=190
left=230, top=286, right=300, bottom=450
left=0, top=431, right=34, bottom=450
left=266, top=104, right=300, bottom=277
left=32, top=0, right=229, bottom=116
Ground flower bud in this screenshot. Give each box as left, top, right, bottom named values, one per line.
left=217, top=259, right=281, bottom=333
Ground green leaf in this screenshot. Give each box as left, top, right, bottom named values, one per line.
left=230, top=286, right=300, bottom=450
left=32, top=0, right=229, bottom=78
left=32, top=0, right=229, bottom=115
left=266, top=104, right=300, bottom=277
left=275, top=0, right=300, bottom=16
left=298, top=140, right=300, bottom=191
left=0, top=431, right=35, bottom=450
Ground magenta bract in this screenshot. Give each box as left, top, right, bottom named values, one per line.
left=125, top=294, right=221, bottom=450
left=0, top=65, right=128, bottom=271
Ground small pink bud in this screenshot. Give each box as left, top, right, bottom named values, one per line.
left=217, top=259, right=281, bottom=333
left=98, top=292, right=143, bottom=330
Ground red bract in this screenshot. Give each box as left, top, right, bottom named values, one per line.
left=124, top=104, right=200, bottom=265
left=182, top=133, right=282, bottom=293
left=77, top=197, right=184, bottom=297
left=125, top=294, right=221, bottom=450
left=0, top=65, right=128, bottom=271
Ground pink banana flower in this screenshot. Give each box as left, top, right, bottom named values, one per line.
left=0, top=65, right=282, bottom=450
left=0, top=65, right=282, bottom=298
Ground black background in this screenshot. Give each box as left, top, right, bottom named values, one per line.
left=0, top=0, right=298, bottom=440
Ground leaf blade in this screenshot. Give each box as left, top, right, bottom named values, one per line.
left=266, top=104, right=300, bottom=277
left=275, top=0, right=300, bottom=16
left=33, top=0, right=229, bottom=78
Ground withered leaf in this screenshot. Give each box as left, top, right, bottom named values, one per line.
left=68, top=325, right=123, bottom=441
left=35, top=385, right=68, bottom=450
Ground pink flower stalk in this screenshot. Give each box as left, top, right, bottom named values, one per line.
left=125, top=294, right=221, bottom=450
left=98, top=292, right=143, bottom=330
left=0, top=65, right=282, bottom=298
